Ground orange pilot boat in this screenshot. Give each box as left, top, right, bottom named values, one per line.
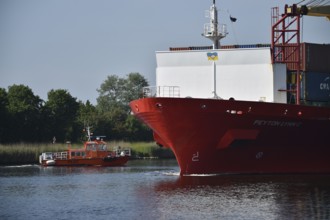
left=39, top=128, right=131, bottom=167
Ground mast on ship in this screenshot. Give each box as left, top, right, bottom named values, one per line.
left=202, top=0, right=227, bottom=98
left=202, top=0, right=227, bottom=49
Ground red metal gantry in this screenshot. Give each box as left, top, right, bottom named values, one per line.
left=271, top=4, right=302, bottom=105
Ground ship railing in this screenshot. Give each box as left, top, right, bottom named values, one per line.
left=203, top=23, right=227, bottom=38
left=143, top=86, right=180, bottom=98
left=53, top=152, right=68, bottom=160
left=41, top=152, right=53, bottom=160
left=113, top=146, right=131, bottom=157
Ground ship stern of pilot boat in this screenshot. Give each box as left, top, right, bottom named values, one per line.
left=39, top=152, right=56, bottom=166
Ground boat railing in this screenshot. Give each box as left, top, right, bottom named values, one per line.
left=53, top=152, right=68, bottom=160
left=113, top=146, right=131, bottom=157
left=41, top=152, right=53, bottom=160
left=143, top=86, right=180, bottom=98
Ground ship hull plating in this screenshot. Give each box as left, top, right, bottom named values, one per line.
left=130, top=97, right=330, bottom=175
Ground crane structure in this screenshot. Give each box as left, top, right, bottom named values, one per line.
left=287, top=4, right=330, bottom=20
left=271, top=2, right=330, bottom=105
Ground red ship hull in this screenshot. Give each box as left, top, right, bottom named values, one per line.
left=130, top=97, right=330, bottom=175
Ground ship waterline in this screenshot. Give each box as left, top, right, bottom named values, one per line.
left=130, top=97, right=330, bottom=175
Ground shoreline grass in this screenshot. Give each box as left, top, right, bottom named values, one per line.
left=0, top=142, right=174, bottom=165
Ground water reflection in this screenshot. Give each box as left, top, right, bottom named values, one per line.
left=1, top=162, right=330, bottom=219
left=154, top=175, right=330, bottom=219
left=0, top=160, right=174, bottom=177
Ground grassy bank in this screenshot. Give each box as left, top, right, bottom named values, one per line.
left=0, top=142, right=174, bottom=165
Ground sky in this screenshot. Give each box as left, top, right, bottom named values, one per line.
left=1, top=0, right=329, bottom=104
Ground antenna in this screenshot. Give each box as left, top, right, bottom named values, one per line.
left=202, top=0, right=227, bottom=49
left=86, top=126, right=92, bottom=141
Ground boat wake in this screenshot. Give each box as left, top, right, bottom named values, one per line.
left=144, top=170, right=180, bottom=176
left=3, top=164, right=37, bottom=168
left=162, top=171, right=180, bottom=176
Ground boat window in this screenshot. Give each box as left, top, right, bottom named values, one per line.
left=97, top=144, right=107, bottom=151
left=44, top=152, right=53, bottom=160
left=87, top=144, right=96, bottom=151
left=70, top=151, right=84, bottom=157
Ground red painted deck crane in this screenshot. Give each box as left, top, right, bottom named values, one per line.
left=271, top=3, right=330, bottom=105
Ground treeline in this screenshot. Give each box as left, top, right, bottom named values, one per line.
left=0, top=73, right=152, bottom=144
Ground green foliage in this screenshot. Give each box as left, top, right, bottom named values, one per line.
left=0, top=73, right=153, bottom=144
left=77, top=100, right=97, bottom=125
left=95, top=73, right=151, bottom=141
left=6, top=85, right=43, bottom=142
left=97, top=72, right=148, bottom=113
left=0, top=143, right=79, bottom=165
left=44, top=89, right=80, bottom=142
left=7, top=84, right=42, bottom=114
left=0, top=88, right=9, bottom=142
left=129, top=142, right=174, bottom=159
left=76, top=100, right=98, bottom=141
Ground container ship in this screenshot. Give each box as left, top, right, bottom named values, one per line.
left=130, top=1, right=330, bottom=175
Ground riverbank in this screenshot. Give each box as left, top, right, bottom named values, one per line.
left=0, top=141, right=174, bottom=165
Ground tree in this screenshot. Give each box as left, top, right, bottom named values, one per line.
left=76, top=100, right=98, bottom=141
left=6, top=85, right=43, bottom=142
left=0, top=88, right=9, bottom=142
left=44, top=89, right=79, bottom=142
left=77, top=100, right=97, bottom=125
left=96, top=73, right=151, bottom=140
left=97, top=73, right=148, bottom=113
left=97, top=75, right=125, bottom=113
left=124, top=73, right=149, bottom=107
left=125, top=114, right=153, bottom=141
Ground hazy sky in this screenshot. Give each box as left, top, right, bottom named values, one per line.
left=1, top=0, right=329, bottom=104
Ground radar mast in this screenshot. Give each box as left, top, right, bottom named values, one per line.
left=202, top=0, right=227, bottom=49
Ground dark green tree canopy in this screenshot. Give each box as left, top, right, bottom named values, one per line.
left=0, top=88, right=8, bottom=110
left=6, top=85, right=42, bottom=142
left=95, top=73, right=151, bottom=141
left=77, top=100, right=97, bottom=124
left=97, top=73, right=148, bottom=113
left=46, top=89, right=79, bottom=118
left=0, top=88, right=9, bottom=142
left=7, top=84, right=42, bottom=114
left=45, top=89, right=80, bottom=142
left=0, top=73, right=152, bottom=143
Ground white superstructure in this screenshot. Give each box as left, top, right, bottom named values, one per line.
left=155, top=48, right=287, bottom=103
left=148, top=0, right=287, bottom=104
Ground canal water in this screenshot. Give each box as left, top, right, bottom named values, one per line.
left=1, top=160, right=330, bottom=220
